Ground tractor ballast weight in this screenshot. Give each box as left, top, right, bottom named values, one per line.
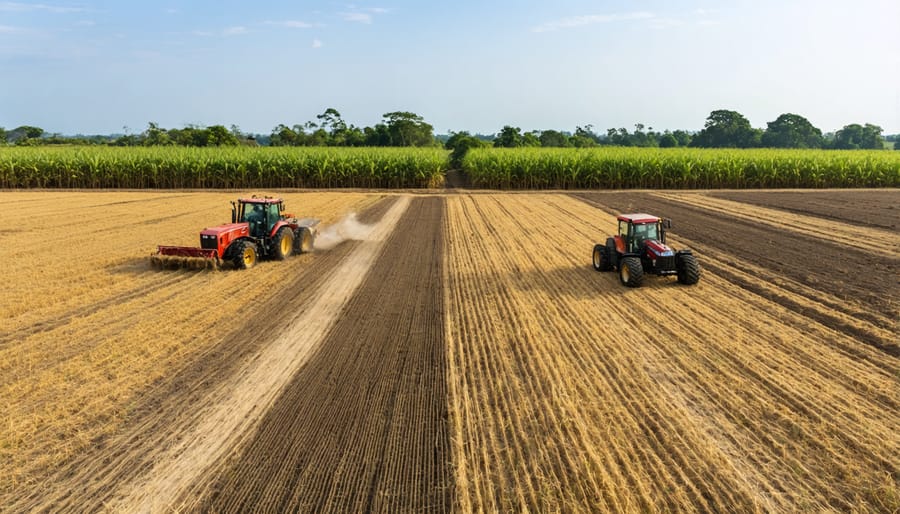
left=591, top=213, right=700, bottom=287
left=152, top=196, right=320, bottom=270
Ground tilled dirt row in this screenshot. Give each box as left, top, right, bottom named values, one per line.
left=709, top=189, right=900, bottom=230
left=10, top=198, right=397, bottom=513
left=200, top=197, right=451, bottom=513
left=572, top=191, right=899, bottom=354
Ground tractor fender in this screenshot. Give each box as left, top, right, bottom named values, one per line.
left=605, top=237, right=619, bottom=268
left=612, top=235, right=626, bottom=255
left=269, top=220, right=295, bottom=239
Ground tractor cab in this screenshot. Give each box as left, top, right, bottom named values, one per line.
left=233, top=197, right=284, bottom=238
left=617, top=213, right=669, bottom=253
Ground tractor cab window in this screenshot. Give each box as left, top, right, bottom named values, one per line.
left=618, top=221, right=628, bottom=238
left=631, top=223, right=659, bottom=247
left=267, top=203, right=280, bottom=231
left=243, top=203, right=265, bottom=223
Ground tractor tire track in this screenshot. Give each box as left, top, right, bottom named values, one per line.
left=200, top=196, right=450, bottom=513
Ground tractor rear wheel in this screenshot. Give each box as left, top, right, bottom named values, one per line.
left=273, top=228, right=293, bottom=260
left=294, top=227, right=315, bottom=254
left=592, top=244, right=612, bottom=271
left=677, top=253, right=701, bottom=285
left=232, top=241, right=258, bottom=270
left=619, top=256, right=644, bottom=287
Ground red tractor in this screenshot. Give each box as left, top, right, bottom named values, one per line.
left=152, top=196, right=319, bottom=270
left=592, top=213, right=700, bottom=287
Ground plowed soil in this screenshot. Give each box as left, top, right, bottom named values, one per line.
left=3, top=189, right=898, bottom=513
left=710, top=189, right=900, bottom=229
left=201, top=196, right=449, bottom=512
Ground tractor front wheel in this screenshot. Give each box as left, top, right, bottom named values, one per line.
left=619, top=256, right=644, bottom=287
left=273, top=228, right=294, bottom=260
left=677, top=253, right=701, bottom=285
left=592, top=244, right=612, bottom=272
left=232, top=241, right=258, bottom=270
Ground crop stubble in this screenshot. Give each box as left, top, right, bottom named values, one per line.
left=0, top=191, right=386, bottom=507
left=2, top=190, right=897, bottom=512
left=445, top=193, right=897, bottom=511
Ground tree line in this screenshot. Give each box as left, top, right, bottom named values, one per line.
left=2, top=108, right=895, bottom=151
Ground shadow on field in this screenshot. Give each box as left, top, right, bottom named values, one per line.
left=506, top=262, right=684, bottom=300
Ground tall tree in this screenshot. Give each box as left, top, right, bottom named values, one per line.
left=832, top=123, right=884, bottom=149
left=762, top=113, right=824, bottom=148
left=493, top=126, right=524, bottom=148
left=382, top=111, right=435, bottom=146
left=691, top=110, right=760, bottom=148
left=538, top=129, right=571, bottom=147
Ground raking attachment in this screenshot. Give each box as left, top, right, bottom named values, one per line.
left=151, top=246, right=220, bottom=270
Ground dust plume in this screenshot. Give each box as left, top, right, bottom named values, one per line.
left=315, top=212, right=376, bottom=250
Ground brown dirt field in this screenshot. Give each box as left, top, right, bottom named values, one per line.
left=572, top=191, right=899, bottom=355
left=3, top=190, right=898, bottom=513
left=709, top=189, right=900, bottom=230
left=201, top=197, right=449, bottom=513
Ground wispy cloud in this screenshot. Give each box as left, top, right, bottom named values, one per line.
left=339, top=11, right=372, bottom=24
left=164, top=8, right=178, bottom=15
left=222, top=26, right=247, bottom=36
left=0, top=24, right=27, bottom=34
left=0, top=2, right=85, bottom=13
left=533, top=11, right=654, bottom=33
left=339, top=6, right=389, bottom=24
left=265, top=20, right=314, bottom=29
left=312, top=39, right=323, bottom=48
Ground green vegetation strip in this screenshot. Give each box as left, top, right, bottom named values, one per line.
left=2, top=146, right=898, bottom=189
left=0, top=147, right=448, bottom=189
left=462, top=148, right=900, bottom=189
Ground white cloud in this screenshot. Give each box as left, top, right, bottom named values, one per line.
left=265, top=20, right=313, bottom=28
left=312, top=39, right=323, bottom=48
left=192, top=30, right=214, bottom=37
left=339, top=12, right=372, bottom=24
left=533, top=11, right=654, bottom=33
left=0, top=24, right=26, bottom=33
left=0, top=2, right=85, bottom=13
left=165, top=8, right=178, bottom=15
left=222, top=26, right=247, bottom=36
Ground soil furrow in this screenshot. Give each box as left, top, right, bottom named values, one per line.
left=200, top=196, right=451, bottom=513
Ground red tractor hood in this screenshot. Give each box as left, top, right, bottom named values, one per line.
left=201, top=223, right=250, bottom=238
left=645, top=239, right=675, bottom=257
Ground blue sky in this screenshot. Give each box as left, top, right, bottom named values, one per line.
left=1, top=0, right=898, bottom=135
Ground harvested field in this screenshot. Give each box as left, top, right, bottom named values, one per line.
left=2, top=189, right=898, bottom=512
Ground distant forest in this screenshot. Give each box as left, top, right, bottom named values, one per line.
left=2, top=108, right=897, bottom=151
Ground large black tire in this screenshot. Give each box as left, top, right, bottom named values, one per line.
left=232, top=240, right=258, bottom=270
left=606, top=238, right=618, bottom=270
left=294, top=227, right=315, bottom=254
left=592, top=244, right=612, bottom=272
left=272, top=227, right=293, bottom=261
left=677, top=253, right=701, bottom=285
left=619, top=256, right=644, bottom=287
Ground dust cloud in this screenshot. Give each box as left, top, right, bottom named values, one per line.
left=315, top=213, right=376, bottom=250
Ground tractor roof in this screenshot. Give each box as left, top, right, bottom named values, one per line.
left=617, top=213, right=660, bottom=224
left=239, top=197, right=282, bottom=204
